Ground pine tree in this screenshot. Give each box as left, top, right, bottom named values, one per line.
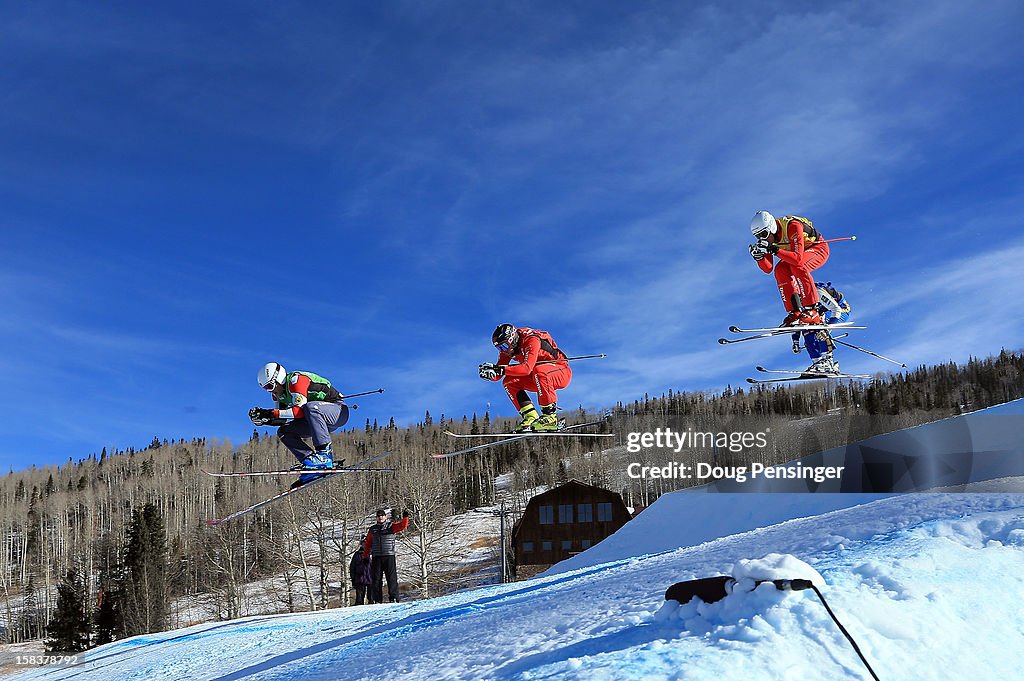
left=93, top=569, right=124, bottom=646
left=18, top=576, right=40, bottom=642
left=93, top=533, right=124, bottom=644
left=122, top=503, right=169, bottom=636
left=46, top=570, right=92, bottom=653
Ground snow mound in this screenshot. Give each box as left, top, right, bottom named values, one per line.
left=732, top=552, right=824, bottom=586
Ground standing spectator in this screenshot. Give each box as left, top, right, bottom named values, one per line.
left=363, top=508, right=410, bottom=603
left=349, top=549, right=372, bottom=606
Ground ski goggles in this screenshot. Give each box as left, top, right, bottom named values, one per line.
left=262, top=381, right=278, bottom=391
left=494, top=341, right=513, bottom=352
left=754, top=228, right=772, bottom=240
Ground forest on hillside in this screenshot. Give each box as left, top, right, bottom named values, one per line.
left=3, top=350, right=1021, bottom=651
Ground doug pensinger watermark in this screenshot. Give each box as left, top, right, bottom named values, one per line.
left=624, top=426, right=844, bottom=483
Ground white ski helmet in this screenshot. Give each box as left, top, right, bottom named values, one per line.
left=258, top=362, right=287, bottom=390
left=750, top=210, right=778, bottom=238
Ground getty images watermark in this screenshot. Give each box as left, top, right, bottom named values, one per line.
left=624, top=427, right=844, bottom=484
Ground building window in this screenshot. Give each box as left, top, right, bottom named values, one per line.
left=539, top=505, right=554, bottom=524
left=581, top=539, right=592, bottom=549
left=578, top=503, right=593, bottom=522
left=558, top=504, right=573, bottom=523
left=597, top=502, right=613, bottom=522
left=561, top=540, right=572, bottom=551
left=523, top=542, right=534, bottom=553
left=542, top=540, right=552, bottom=551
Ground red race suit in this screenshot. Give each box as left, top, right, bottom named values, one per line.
left=756, top=216, right=830, bottom=311
left=491, top=327, right=572, bottom=408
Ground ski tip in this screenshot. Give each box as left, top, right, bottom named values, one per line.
left=717, top=338, right=728, bottom=345
left=745, top=378, right=757, bottom=384
left=728, top=325, right=741, bottom=333
left=755, top=366, right=767, bottom=372
left=205, top=519, right=224, bottom=527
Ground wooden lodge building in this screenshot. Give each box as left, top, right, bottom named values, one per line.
left=511, top=479, right=634, bottom=579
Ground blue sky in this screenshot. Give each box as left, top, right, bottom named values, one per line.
left=3, top=1, right=1023, bottom=471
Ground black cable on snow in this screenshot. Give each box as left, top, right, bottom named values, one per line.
left=807, top=583, right=882, bottom=681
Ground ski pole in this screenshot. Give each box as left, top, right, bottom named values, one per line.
left=341, top=388, right=386, bottom=399
left=499, top=354, right=607, bottom=368
left=832, top=338, right=906, bottom=368
left=821, top=235, right=857, bottom=244
left=792, top=332, right=849, bottom=353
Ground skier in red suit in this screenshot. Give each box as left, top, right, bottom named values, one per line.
left=478, top=324, right=572, bottom=432
left=749, top=210, right=830, bottom=326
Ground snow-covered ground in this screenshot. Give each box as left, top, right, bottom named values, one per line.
left=12, top=488, right=1024, bottom=680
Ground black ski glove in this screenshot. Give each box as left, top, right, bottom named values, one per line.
left=478, top=362, right=504, bottom=380
left=249, top=407, right=275, bottom=425
left=402, top=509, right=410, bottom=518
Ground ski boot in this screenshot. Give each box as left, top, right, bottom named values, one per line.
left=805, top=353, right=840, bottom=376
left=800, top=307, right=823, bottom=325
left=783, top=307, right=822, bottom=327
left=513, top=404, right=540, bottom=433
left=293, top=445, right=335, bottom=488
left=791, top=332, right=802, bottom=354
left=531, top=405, right=562, bottom=432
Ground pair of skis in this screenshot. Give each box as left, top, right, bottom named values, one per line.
left=432, top=418, right=614, bottom=459
left=722, top=321, right=906, bottom=383
left=745, top=366, right=870, bottom=384
left=724, top=322, right=866, bottom=384
left=717, top=322, right=864, bottom=345
left=204, top=451, right=394, bottom=526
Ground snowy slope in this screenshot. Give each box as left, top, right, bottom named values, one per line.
left=15, top=492, right=1024, bottom=681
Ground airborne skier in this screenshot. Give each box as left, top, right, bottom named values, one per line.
left=249, top=362, right=349, bottom=487
left=478, top=324, right=572, bottom=432
left=727, top=217, right=903, bottom=383
left=798, top=281, right=852, bottom=374
left=748, top=210, right=830, bottom=328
